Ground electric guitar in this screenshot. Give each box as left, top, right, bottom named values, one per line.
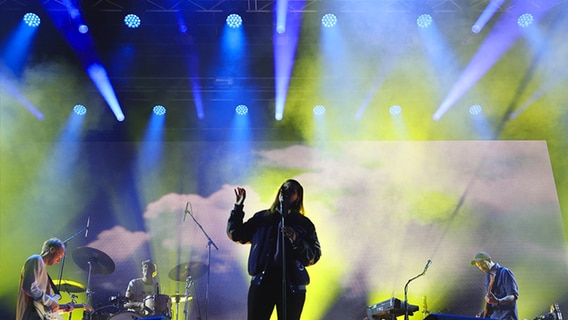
left=552, top=303, right=563, bottom=320
left=33, top=298, right=93, bottom=320
left=481, top=273, right=496, bottom=318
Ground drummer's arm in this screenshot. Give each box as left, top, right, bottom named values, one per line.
left=124, top=292, right=144, bottom=310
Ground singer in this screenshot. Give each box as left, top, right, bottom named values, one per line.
left=227, top=179, right=322, bottom=320
left=471, top=251, right=519, bottom=320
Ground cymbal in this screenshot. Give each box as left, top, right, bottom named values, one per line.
left=53, top=279, right=86, bottom=293
left=170, top=294, right=193, bottom=303
left=72, top=247, right=115, bottom=275
left=168, top=262, right=207, bottom=281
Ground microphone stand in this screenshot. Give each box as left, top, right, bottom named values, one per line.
left=404, top=260, right=431, bottom=320
left=185, top=204, right=218, bottom=320
left=58, top=220, right=90, bottom=293
left=280, top=201, right=287, bottom=320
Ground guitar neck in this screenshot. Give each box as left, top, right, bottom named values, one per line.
left=63, top=303, right=88, bottom=309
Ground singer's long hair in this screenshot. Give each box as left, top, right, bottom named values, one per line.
left=267, top=179, right=305, bottom=216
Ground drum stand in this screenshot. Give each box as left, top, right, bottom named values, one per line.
left=68, top=294, right=77, bottom=320
left=81, top=261, right=94, bottom=320
left=182, top=277, right=194, bottom=320
left=86, top=261, right=94, bottom=305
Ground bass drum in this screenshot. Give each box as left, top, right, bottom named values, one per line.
left=88, top=313, right=112, bottom=320
left=143, top=294, right=172, bottom=318
left=108, top=311, right=142, bottom=320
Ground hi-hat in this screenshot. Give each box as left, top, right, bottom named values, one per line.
left=72, top=247, right=115, bottom=275
left=168, top=262, right=207, bottom=281
left=53, top=279, right=86, bottom=293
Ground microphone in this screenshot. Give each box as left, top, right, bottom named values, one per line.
left=184, top=202, right=189, bottom=221
left=85, top=217, right=90, bottom=238
left=279, top=186, right=290, bottom=215
left=423, top=260, right=432, bottom=274
left=279, top=197, right=287, bottom=216
left=280, top=185, right=290, bottom=198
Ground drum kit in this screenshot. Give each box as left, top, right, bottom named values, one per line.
left=63, top=246, right=207, bottom=320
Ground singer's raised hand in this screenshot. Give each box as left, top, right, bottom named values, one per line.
left=235, top=187, right=246, bottom=206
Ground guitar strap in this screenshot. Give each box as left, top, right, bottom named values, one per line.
left=47, top=274, right=61, bottom=297
left=488, top=272, right=495, bottom=294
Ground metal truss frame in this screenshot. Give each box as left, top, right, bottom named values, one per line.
left=2, top=0, right=559, bottom=14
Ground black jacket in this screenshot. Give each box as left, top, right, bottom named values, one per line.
left=227, top=204, right=321, bottom=287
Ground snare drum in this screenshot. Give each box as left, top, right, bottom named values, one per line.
left=108, top=311, right=141, bottom=320
left=143, top=294, right=172, bottom=318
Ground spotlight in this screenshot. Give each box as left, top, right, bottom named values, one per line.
left=471, top=24, right=481, bottom=34
left=73, top=104, right=87, bottom=116
left=153, top=105, right=166, bottom=116
left=517, top=13, right=534, bottom=28
left=469, top=104, right=482, bottom=115
left=124, top=14, right=141, bottom=29
left=276, top=25, right=286, bottom=34
left=313, top=105, right=326, bottom=115
left=321, top=14, right=337, bottom=28
left=389, top=105, right=402, bottom=116
left=78, top=24, right=89, bottom=34
left=226, top=14, right=243, bottom=28
left=23, top=13, right=41, bottom=28
left=235, top=104, right=248, bottom=115
left=417, top=14, right=433, bottom=28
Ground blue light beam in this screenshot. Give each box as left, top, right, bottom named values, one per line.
left=87, top=63, right=125, bottom=121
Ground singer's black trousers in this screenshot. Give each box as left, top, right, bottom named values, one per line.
left=247, top=267, right=306, bottom=320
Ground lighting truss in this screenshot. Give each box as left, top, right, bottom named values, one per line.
left=1, top=0, right=559, bottom=14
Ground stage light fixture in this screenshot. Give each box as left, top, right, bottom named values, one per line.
left=417, top=14, right=433, bottom=28
left=226, top=14, right=243, bottom=28
left=235, top=104, right=248, bottom=115
left=313, top=105, right=326, bottom=115
left=78, top=24, right=89, bottom=34
left=73, top=104, right=87, bottom=116
left=517, top=13, right=534, bottom=28
left=124, top=14, right=141, bottom=29
left=389, top=105, right=402, bottom=116
left=23, top=13, right=41, bottom=28
left=472, top=24, right=482, bottom=34
left=469, top=104, right=483, bottom=115
left=321, top=14, right=337, bottom=28
left=153, top=105, right=166, bottom=116
left=470, top=0, right=506, bottom=34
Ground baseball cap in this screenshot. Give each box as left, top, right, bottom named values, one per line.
left=470, top=251, right=491, bottom=265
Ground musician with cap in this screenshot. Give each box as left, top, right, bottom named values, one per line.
left=124, top=259, right=159, bottom=315
left=471, top=251, right=519, bottom=320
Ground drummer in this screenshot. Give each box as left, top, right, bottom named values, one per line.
left=124, top=259, right=159, bottom=315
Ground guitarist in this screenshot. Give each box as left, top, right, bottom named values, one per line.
left=471, top=251, right=519, bottom=320
left=16, top=238, right=74, bottom=320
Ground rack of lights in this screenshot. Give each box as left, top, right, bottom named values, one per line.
left=1, top=0, right=555, bottom=14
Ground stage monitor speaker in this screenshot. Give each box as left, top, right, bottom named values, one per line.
left=425, top=313, right=480, bottom=320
